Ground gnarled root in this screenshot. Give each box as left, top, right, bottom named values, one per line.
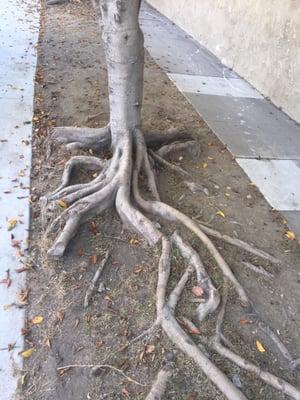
left=45, top=127, right=300, bottom=399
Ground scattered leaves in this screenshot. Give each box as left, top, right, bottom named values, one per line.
left=285, top=231, right=295, bottom=240
left=216, top=210, right=225, bottom=218
left=192, top=286, right=204, bottom=297
left=31, top=315, right=44, bottom=325
left=256, top=340, right=266, bottom=353
left=7, top=218, right=18, bottom=231
left=19, top=347, right=35, bottom=358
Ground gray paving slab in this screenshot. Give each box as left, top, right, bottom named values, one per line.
left=184, top=93, right=300, bottom=159
left=237, top=159, right=300, bottom=211
left=0, top=0, right=39, bottom=399
left=168, top=73, right=263, bottom=99
left=281, top=211, right=300, bottom=238
left=140, top=3, right=236, bottom=78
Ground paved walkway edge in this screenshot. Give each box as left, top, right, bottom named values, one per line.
left=0, top=1, right=40, bottom=399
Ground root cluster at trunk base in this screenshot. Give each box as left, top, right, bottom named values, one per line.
left=42, top=0, right=300, bottom=399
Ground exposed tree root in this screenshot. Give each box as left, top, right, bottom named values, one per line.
left=145, top=352, right=176, bottom=400
left=196, top=222, right=281, bottom=264
left=45, top=126, right=300, bottom=399
left=203, top=291, right=300, bottom=400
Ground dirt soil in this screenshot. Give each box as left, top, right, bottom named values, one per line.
left=22, top=1, right=299, bottom=399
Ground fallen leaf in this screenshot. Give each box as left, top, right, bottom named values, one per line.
left=133, top=266, right=143, bottom=274
left=21, top=327, right=31, bottom=336
left=31, top=315, right=44, bottom=325
left=19, top=347, right=35, bottom=358
left=57, top=199, right=68, bottom=209
left=7, top=342, right=16, bottom=351
left=90, top=221, right=98, bottom=234
left=0, top=270, right=12, bottom=288
left=256, top=340, right=266, bottom=353
left=59, top=367, right=71, bottom=376
left=90, top=254, right=98, bottom=265
left=77, top=248, right=85, bottom=257
left=7, top=218, right=18, bottom=231
left=145, top=344, right=155, bottom=354
left=121, top=387, right=130, bottom=398
left=18, top=288, right=30, bottom=305
left=11, top=239, right=22, bottom=248
left=192, top=286, right=204, bottom=297
left=216, top=210, right=225, bottom=218
left=202, top=162, right=208, bottom=168
left=74, top=318, right=80, bottom=328
left=44, top=338, right=52, bottom=349
left=56, top=310, right=65, bottom=323
left=129, top=238, right=139, bottom=245
left=15, top=267, right=29, bottom=273
left=285, top=231, right=295, bottom=240
left=239, top=319, right=252, bottom=325
left=187, top=392, right=198, bottom=400
left=95, top=340, right=104, bottom=349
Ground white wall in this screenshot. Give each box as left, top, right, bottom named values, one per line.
left=147, top=0, right=300, bottom=122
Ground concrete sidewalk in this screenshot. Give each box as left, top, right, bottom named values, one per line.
left=140, top=2, right=300, bottom=238
left=0, top=0, right=39, bottom=398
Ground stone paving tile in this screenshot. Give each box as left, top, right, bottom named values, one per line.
left=140, top=3, right=236, bottom=78
left=168, top=74, right=263, bottom=99
left=184, top=93, right=300, bottom=159
left=237, top=159, right=300, bottom=211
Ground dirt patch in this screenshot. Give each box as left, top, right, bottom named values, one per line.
left=22, top=1, right=299, bottom=399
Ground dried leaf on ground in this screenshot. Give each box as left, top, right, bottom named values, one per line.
left=216, top=210, right=225, bottom=218
left=256, top=340, right=266, bottom=353
left=192, top=286, right=204, bottom=297
left=57, top=199, right=68, bottom=209
left=90, top=254, right=98, bottom=265
left=285, top=231, right=295, bottom=240
left=145, top=344, right=155, bottom=354
left=19, top=347, right=35, bottom=358
left=31, top=315, right=44, bottom=324
left=7, top=218, right=18, bottom=231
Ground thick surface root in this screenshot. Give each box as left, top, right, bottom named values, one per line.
left=45, top=127, right=300, bottom=399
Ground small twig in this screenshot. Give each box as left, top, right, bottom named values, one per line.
left=84, top=251, right=110, bottom=308
left=149, top=149, right=189, bottom=177
left=241, top=262, right=274, bottom=278
left=57, top=364, right=148, bottom=386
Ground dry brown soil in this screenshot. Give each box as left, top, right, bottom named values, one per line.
left=22, top=1, right=300, bottom=399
